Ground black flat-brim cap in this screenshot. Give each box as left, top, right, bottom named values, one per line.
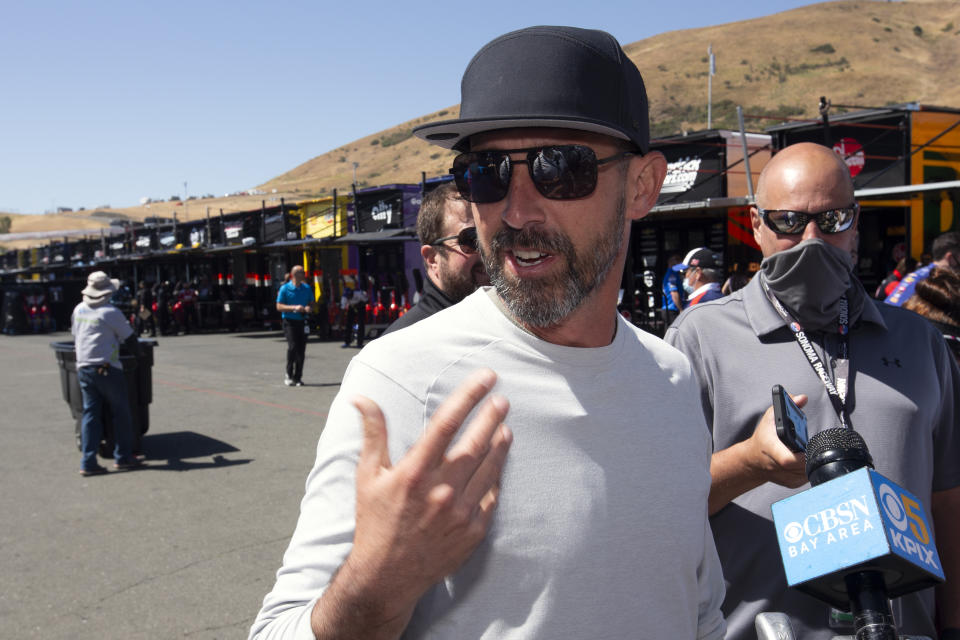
left=413, top=26, right=650, bottom=153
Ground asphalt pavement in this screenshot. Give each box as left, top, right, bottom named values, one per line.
left=0, top=329, right=359, bottom=639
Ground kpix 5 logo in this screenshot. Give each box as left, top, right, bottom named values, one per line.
left=877, top=480, right=939, bottom=570
left=878, top=483, right=929, bottom=544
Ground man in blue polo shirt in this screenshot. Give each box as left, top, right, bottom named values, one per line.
left=885, top=231, right=960, bottom=306
left=661, top=253, right=686, bottom=324
left=276, top=265, right=314, bottom=386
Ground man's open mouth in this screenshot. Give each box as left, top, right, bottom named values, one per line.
left=513, top=249, right=550, bottom=267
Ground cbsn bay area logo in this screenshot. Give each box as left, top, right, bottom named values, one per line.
left=782, top=495, right=875, bottom=555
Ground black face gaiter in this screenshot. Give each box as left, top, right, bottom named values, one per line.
left=760, top=239, right=866, bottom=331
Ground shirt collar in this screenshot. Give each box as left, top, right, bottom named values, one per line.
left=690, top=282, right=720, bottom=299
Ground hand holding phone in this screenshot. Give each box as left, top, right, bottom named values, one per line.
left=771, top=384, right=808, bottom=453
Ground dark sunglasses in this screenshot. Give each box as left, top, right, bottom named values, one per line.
left=430, top=226, right=478, bottom=254
left=450, top=144, right=636, bottom=204
left=758, top=203, right=859, bottom=235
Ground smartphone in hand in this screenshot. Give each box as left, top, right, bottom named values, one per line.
left=771, top=384, right=808, bottom=453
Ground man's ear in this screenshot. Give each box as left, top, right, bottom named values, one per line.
left=421, top=244, right=440, bottom=270
left=625, top=151, right=667, bottom=221
left=750, top=206, right=764, bottom=246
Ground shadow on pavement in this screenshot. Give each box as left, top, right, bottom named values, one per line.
left=229, top=331, right=344, bottom=345
left=141, top=431, right=252, bottom=471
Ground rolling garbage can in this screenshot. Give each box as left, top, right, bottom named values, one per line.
left=51, top=339, right=158, bottom=458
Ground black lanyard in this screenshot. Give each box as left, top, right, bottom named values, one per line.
left=759, top=278, right=851, bottom=429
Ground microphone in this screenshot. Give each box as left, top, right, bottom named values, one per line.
left=755, top=612, right=796, bottom=640
left=805, top=427, right=873, bottom=487
left=772, top=428, right=944, bottom=639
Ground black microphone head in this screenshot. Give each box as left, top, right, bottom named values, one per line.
left=805, top=427, right=874, bottom=486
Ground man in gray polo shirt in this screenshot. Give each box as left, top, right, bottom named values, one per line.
left=666, top=142, right=960, bottom=638
left=72, top=271, right=144, bottom=476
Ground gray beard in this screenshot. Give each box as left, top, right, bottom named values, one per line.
left=482, top=195, right=625, bottom=329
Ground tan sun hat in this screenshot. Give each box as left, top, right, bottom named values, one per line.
left=81, top=271, right=120, bottom=299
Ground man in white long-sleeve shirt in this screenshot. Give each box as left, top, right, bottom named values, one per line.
left=250, top=25, right=726, bottom=640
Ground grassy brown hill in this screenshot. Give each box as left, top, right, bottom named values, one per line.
left=634, top=0, right=960, bottom=133
left=0, top=195, right=296, bottom=250
left=4, top=0, right=959, bottom=244
left=260, top=0, right=960, bottom=199
left=256, top=105, right=462, bottom=200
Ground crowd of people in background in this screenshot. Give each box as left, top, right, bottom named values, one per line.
left=120, top=279, right=208, bottom=337
left=660, top=248, right=748, bottom=322
left=661, top=230, right=960, bottom=366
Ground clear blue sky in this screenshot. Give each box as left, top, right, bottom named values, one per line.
left=0, top=0, right=820, bottom=214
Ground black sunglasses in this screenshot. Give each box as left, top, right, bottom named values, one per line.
left=450, top=144, right=636, bottom=204
left=758, top=203, right=859, bottom=235
left=430, top=226, right=478, bottom=254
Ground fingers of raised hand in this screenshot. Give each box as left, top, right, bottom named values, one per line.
left=444, top=393, right=510, bottom=487
left=477, top=484, right=500, bottom=521
left=408, top=369, right=499, bottom=469
left=353, top=395, right=392, bottom=474
left=459, top=423, right=512, bottom=509
left=421, top=480, right=502, bottom=555
left=465, top=484, right=502, bottom=549
left=415, top=416, right=510, bottom=540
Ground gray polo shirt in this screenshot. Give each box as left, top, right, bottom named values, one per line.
left=71, top=301, right=134, bottom=370
left=666, top=275, right=960, bottom=640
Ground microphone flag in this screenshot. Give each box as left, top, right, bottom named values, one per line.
left=771, top=467, right=943, bottom=609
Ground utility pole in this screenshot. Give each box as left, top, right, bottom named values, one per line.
left=737, top=105, right=755, bottom=200
left=707, top=44, right=716, bottom=129
left=352, top=162, right=359, bottom=188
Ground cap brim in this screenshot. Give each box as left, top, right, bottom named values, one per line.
left=414, top=116, right=635, bottom=151
left=81, top=279, right=120, bottom=298
left=82, top=288, right=113, bottom=298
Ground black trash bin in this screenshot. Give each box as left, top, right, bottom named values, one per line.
left=51, top=339, right=158, bottom=458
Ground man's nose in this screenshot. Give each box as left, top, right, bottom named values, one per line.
left=500, top=164, right=546, bottom=230
left=801, top=218, right=824, bottom=241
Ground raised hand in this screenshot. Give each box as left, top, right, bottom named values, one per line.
left=311, top=368, right=512, bottom=639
